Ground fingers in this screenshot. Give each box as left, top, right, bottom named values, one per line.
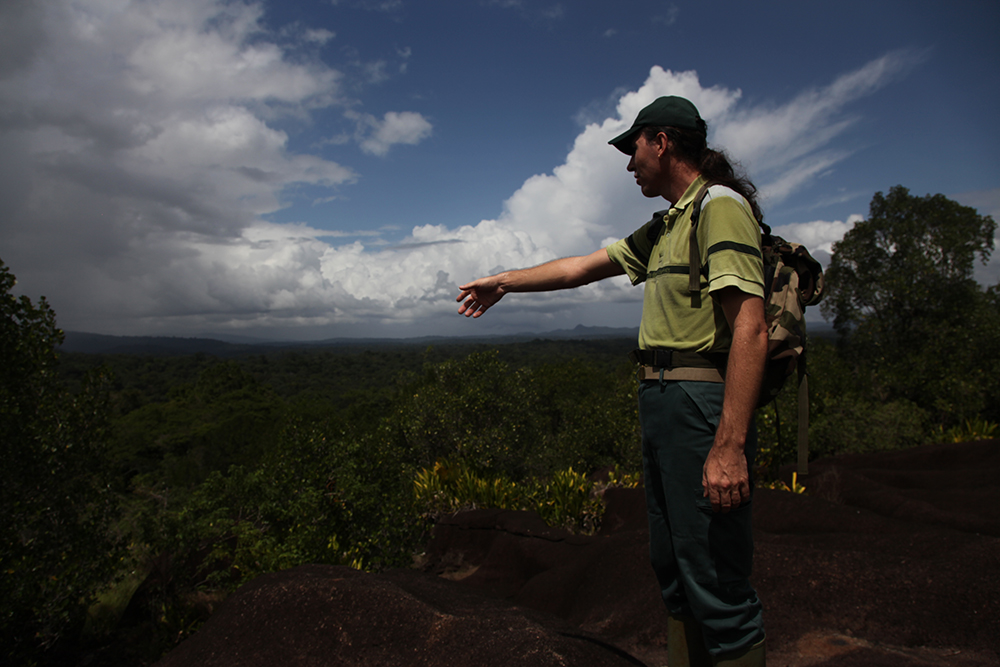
left=456, top=289, right=475, bottom=315
left=721, top=488, right=745, bottom=513
left=461, top=300, right=487, bottom=317
left=704, top=479, right=749, bottom=513
left=457, top=280, right=502, bottom=318
left=457, top=292, right=490, bottom=318
left=703, top=447, right=750, bottom=513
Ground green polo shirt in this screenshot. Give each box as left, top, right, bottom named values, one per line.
left=606, top=176, right=764, bottom=353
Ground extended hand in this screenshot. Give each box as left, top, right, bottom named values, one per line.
left=457, top=276, right=506, bottom=318
left=702, top=444, right=751, bottom=513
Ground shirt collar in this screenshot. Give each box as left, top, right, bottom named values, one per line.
left=667, top=174, right=709, bottom=217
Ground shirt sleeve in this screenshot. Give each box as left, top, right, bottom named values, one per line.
left=700, top=193, right=765, bottom=299
left=605, top=210, right=669, bottom=286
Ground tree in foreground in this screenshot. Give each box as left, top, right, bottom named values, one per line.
left=0, top=259, right=122, bottom=662
left=819, top=186, right=999, bottom=435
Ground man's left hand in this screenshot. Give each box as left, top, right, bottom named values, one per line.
left=702, top=444, right=750, bottom=513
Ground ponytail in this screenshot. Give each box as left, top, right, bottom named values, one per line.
left=642, top=125, right=763, bottom=223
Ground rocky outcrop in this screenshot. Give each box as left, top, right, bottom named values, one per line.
left=153, top=563, right=648, bottom=667
left=156, top=440, right=1000, bottom=667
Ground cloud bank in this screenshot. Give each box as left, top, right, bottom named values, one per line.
left=1, top=0, right=921, bottom=338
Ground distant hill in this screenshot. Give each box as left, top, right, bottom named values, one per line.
left=60, top=321, right=834, bottom=357
left=59, top=325, right=642, bottom=356
left=59, top=332, right=255, bottom=356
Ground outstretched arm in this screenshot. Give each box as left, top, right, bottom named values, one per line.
left=457, top=247, right=624, bottom=318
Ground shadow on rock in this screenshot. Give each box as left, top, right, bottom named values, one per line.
left=155, top=440, right=1000, bottom=667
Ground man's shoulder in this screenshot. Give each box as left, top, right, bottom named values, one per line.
left=700, top=186, right=756, bottom=231
left=703, top=184, right=748, bottom=209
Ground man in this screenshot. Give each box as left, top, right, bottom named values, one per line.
left=457, top=96, right=768, bottom=666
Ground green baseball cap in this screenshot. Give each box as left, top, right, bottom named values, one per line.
left=608, top=95, right=702, bottom=154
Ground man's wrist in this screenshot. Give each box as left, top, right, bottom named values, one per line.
left=711, top=432, right=747, bottom=453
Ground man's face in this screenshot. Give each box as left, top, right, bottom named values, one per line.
left=627, top=132, right=665, bottom=199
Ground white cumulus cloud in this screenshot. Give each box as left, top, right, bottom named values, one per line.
left=358, top=111, right=434, bottom=156
left=0, top=0, right=432, bottom=336
left=0, top=2, right=918, bottom=339
left=771, top=216, right=861, bottom=255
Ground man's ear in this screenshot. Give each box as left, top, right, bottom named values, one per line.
left=654, top=131, right=671, bottom=157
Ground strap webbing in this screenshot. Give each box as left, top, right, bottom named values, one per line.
left=629, top=348, right=726, bottom=370
left=687, top=182, right=711, bottom=294
left=636, top=366, right=725, bottom=383
left=797, top=372, right=809, bottom=476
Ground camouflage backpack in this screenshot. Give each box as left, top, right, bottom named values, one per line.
left=689, top=183, right=824, bottom=473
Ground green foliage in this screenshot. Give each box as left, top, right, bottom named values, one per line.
left=414, top=461, right=521, bottom=516
left=168, top=419, right=424, bottom=593
left=37, top=336, right=645, bottom=664
left=753, top=386, right=801, bottom=480
left=413, top=459, right=640, bottom=534
left=761, top=471, right=807, bottom=494
left=82, top=571, right=145, bottom=640
left=762, top=186, right=1000, bottom=465
left=129, top=349, right=645, bottom=622
left=934, top=417, right=999, bottom=443
left=0, top=259, right=123, bottom=661
left=822, top=186, right=995, bottom=338
left=110, top=361, right=287, bottom=489
left=755, top=338, right=932, bottom=467
left=810, top=396, right=929, bottom=457
left=391, top=351, right=541, bottom=478
left=821, top=185, right=998, bottom=426
left=389, top=351, right=641, bottom=481
left=529, top=361, right=642, bottom=475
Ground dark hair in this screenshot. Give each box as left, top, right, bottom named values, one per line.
left=642, top=124, right=763, bottom=223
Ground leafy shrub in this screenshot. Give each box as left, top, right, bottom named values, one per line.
left=1, top=260, right=126, bottom=662
left=760, top=472, right=807, bottom=494
left=111, top=361, right=287, bottom=490
left=753, top=388, right=801, bottom=480
left=934, top=418, right=999, bottom=443
left=170, top=419, right=424, bottom=591
left=528, top=361, right=642, bottom=476
left=390, top=351, right=542, bottom=478
left=390, top=351, right=641, bottom=482
left=810, top=396, right=929, bottom=457
left=414, top=459, right=639, bottom=534
left=820, top=186, right=999, bottom=429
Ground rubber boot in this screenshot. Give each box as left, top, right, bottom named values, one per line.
left=667, top=614, right=712, bottom=667
left=712, top=638, right=766, bottom=666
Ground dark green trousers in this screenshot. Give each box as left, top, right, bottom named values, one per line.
left=638, top=379, right=765, bottom=657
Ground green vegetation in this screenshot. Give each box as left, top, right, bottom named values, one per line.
left=755, top=186, right=998, bottom=470
left=2, top=186, right=998, bottom=665
left=820, top=185, right=999, bottom=430
left=414, top=460, right=640, bottom=534
left=1, top=262, right=124, bottom=663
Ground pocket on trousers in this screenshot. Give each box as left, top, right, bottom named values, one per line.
left=677, top=381, right=724, bottom=430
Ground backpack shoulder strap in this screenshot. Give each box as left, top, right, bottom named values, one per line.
left=687, top=182, right=713, bottom=294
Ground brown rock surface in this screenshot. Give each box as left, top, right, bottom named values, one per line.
left=156, top=440, right=1000, bottom=666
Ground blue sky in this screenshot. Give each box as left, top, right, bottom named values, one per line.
left=2, top=0, right=998, bottom=340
